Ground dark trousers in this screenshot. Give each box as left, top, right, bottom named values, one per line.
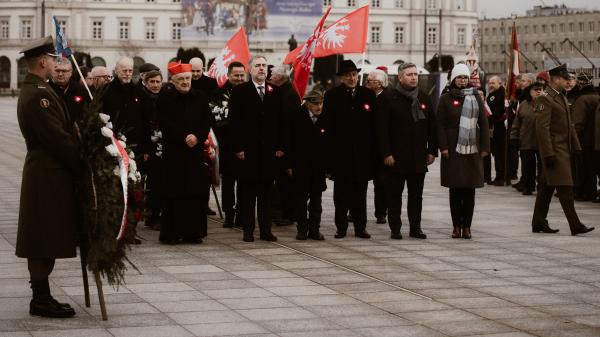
left=449, top=188, right=476, bottom=228
left=145, top=160, right=162, bottom=224
left=520, top=150, right=539, bottom=192
left=221, top=173, right=237, bottom=215
left=484, top=153, right=492, bottom=182
left=28, top=258, right=55, bottom=281
left=508, top=140, right=519, bottom=179
left=334, top=179, right=368, bottom=233
left=373, top=171, right=387, bottom=218
left=294, top=176, right=324, bottom=234
left=161, top=195, right=207, bottom=241
left=575, top=150, right=598, bottom=199
left=491, top=128, right=506, bottom=181
left=277, top=169, right=295, bottom=220
left=532, top=183, right=582, bottom=231
left=240, top=180, right=273, bottom=235
left=385, top=172, right=426, bottom=234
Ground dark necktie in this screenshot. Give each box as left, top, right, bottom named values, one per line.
left=258, top=86, right=265, bottom=101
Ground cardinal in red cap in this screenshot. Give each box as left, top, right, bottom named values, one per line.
left=155, top=60, right=213, bottom=244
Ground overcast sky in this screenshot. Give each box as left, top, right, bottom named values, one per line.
left=479, top=0, right=599, bottom=18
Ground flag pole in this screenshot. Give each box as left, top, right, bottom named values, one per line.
left=359, top=51, right=366, bottom=85
left=70, top=54, right=94, bottom=100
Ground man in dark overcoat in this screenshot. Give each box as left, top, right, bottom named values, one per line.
left=486, top=76, right=506, bottom=185
left=532, top=64, right=595, bottom=235
left=157, top=62, right=212, bottom=244
left=213, top=61, right=246, bottom=227
left=191, top=57, right=218, bottom=98
left=323, top=60, right=377, bottom=239
left=229, top=55, right=286, bottom=242
left=376, top=63, right=438, bottom=240
left=49, top=56, right=89, bottom=125
left=16, top=36, right=81, bottom=318
left=287, top=89, right=327, bottom=240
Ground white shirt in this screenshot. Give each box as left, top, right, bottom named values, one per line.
left=252, top=80, right=266, bottom=97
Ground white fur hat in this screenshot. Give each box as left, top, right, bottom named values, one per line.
left=450, top=63, right=470, bottom=83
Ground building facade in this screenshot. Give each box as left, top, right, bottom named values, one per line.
left=0, top=0, right=478, bottom=90
left=479, top=5, right=600, bottom=79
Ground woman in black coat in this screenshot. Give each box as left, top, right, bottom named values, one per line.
left=437, top=63, right=490, bottom=239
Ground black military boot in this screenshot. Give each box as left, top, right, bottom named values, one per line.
left=296, top=222, right=308, bottom=240
left=532, top=220, right=559, bottom=233
left=30, top=280, right=75, bottom=318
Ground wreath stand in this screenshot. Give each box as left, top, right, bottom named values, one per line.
left=80, top=242, right=108, bottom=320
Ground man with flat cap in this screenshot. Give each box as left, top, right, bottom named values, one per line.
left=287, top=89, right=327, bottom=240
left=16, top=36, right=80, bottom=318
left=323, top=60, right=377, bottom=239
left=532, top=64, right=595, bottom=235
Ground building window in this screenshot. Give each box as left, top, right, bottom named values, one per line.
left=370, top=25, right=381, bottom=43
left=323, top=0, right=331, bottom=6
left=492, top=27, right=496, bottom=35
left=371, top=0, right=380, bottom=7
left=118, top=20, right=129, bottom=40
left=484, top=45, right=488, bottom=53
left=92, top=20, right=103, bottom=40
left=427, top=27, right=437, bottom=45
left=579, top=22, right=584, bottom=32
left=492, top=44, right=496, bottom=53
left=590, top=22, right=595, bottom=32
left=550, top=42, right=555, bottom=51
left=569, top=23, right=574, bottom=32
left=20, top=19, right=32, bottom=39
left=560, top=23, right=564, bottom=32
left=347, top=0, right=356, bottom=7
left=146, top=0, right=155, bottom=2
left=171, top=21, right=181, bottom=40
left=541, top=25, right=546, bottom=33
left=524, top=25, right=529, bottom=34
left=172, top=0, right=181, bottom=2
left=457, top=26, right=466, bottom=46
left=550, top=24, right=555, bottom=33
left=589, top=41, right=595, bottom=53
left=532, top=25, right=537, bottom=34
left=579, top=41, right=584, bottom=51
left=484, top=27, right=488, bottom=34
left=560, top=43, right=564, bottom=52
left=456, top=0, right=465, bottom=10
left=0, top=20, right=9, bottom=39
left=145, top=21, right=156, bottom=40
left=427, top=0, right=437, bottom=9
left=395, top=0, right=403, bottom=8
left=491, top=61, right=496, bottom=72
left=394, top=25, right=405, bottom=44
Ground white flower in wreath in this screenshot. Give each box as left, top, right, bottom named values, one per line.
left=156, top=151, right=163, bottom=158
left=105, top=144, right=119, bottom=157
left=128, top=151, right=135, bottom=160
left=101, top=126, right=114, bottom=138
left=222, top=101, right=228, bottom=108
left=128, top=172, right=138, bottom=182
left=99, top=113, right=111, bottom=124
left=157, top=143, right=163, bottom=151
left=135, top=171, right=141, bottom=181
left=113, top=166, right=120, bottom=176
left=120, top=135, right=127, bottom=142
left=118, top=140, right=126, bottom=148
left=128, top=159, right=137, bottom=173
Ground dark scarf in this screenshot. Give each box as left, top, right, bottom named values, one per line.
left=396, top=84, right=424, bottom=122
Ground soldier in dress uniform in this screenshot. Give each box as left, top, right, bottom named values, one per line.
left=287, top=89, right=327, bottom=240
left=16, top=36, right=81, bottom=318
left=531, top=64, right=595, bottom=235
left=323, top=60, right=377, bottom=239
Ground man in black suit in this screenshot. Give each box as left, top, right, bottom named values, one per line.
left=190, top=57, right=218, bottom=98
left=214, top=61, right=246, bottom=227
left=287, top=89, right=327, bottom=240
left=323, top=60, right=377, bottom=239
left=229, top=56, right=287, bottom=242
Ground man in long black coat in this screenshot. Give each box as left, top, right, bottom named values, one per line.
left=287, top=89, right=327, bottom=240
left=229, top=56, right=286, bottom=242
left=486, top=76, right=506, bottom=185
left=49, top=56, right=89, bottom=125
left=213, top=61, right=246, bottom=227
left=191, top=57, right=218, bottom=98
left=157, top=62, right=212, bottom=244
left=376, top=63, right=438, bottom=240
left=16, top=36, right=80, bottom=318
left=323, top=60, right=376, bottom=239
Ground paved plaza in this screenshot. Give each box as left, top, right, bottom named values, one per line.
left=1, top=96, right=600, bottom=337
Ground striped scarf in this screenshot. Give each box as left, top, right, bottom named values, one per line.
left=456, top=87, right=480, bottom=155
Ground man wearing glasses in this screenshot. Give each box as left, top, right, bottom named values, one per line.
left=90, top=66, right=112, bottom=92
left=49, top=57, right=88, bottom=124
left=16, top=36, right=81, bottom=318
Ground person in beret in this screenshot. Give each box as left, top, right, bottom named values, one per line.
left=322, top=60, right=377, bottom=239
left=436, top=63, right=490, bottom=239
left=286, top=89, right=327, bottom=240
left=531, top=64, right=595, bottom=235
left=157, top=62, right=212, bottom=244
left=16, top=36, right=81, bottom=318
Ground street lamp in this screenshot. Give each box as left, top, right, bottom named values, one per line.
left=533, top=41, right=561, bottom=66
left=560, top=38, right=596, bottom=69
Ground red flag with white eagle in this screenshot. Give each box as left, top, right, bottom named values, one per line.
left=313, top=5, right=369, bottom=58
left=207, top=27, right=251, bottom=87
left=505, top=22, right=521, bottom=101
left=291, top=7, right=331, bottom=98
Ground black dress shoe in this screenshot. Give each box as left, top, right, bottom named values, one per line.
left=409, top=230, right=427, bottom=239
left=296, top=232, right=307, bottom=240
left=334, top=231, right=346, bottom=238
left=462, top=227, right=472, bottom=239
left=30, top=298, right=75, bottom=318
left=243, top=232, right=254, bottom=242
left=522, top=189, right=533, bottom=196
left=532, top=223, right=559, bottom=233
left=354, top=231, right=371, bottom=239
left=492, top=179, right=505, bottom=186
left=207, top=207, right=217, bottom=215
left=571, top=225, right=595, bottom=236
left=259, top=232, right=278, bottom=241
left=308, top=231, right=325, bottom=240
left=376, top=217, right=387, bottom=224
left=181, top=238, right=203, bottom=244
left=451, top=227, right=461, bottom=238
left=390, top=232, right=402, bottom=240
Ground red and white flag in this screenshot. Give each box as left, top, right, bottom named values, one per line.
left=290, top=7, right=331, bottom=98
left=313, top=5, right=369, bottom=58
left=505, top=22, right=521, bottom=101
left=207, top=27, right=251, bottom=87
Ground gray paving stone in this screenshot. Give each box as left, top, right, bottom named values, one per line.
left=265, top=285, right=337, bottom=296
left=400, top=309, right=482, bottom=324
left=259, top=318, right=342, bottom=332
left=356, top=325, right=447, bottom=337
left=306, top=304, right=387, bottom=317
left=219, top=297, right=295, bottom=310
left=428, top=319, right=518, bottom=336
left=136, top=291, right=209, bottom=303
left=326, top=314, right=413, bottom=328
left=183, top=322, right=268, bottom=336
left=237, top=307, right=316, bottom=321
left=202, top=288, right=274, bottom=299
left=0, top=332, right=32, bottom=337
left=371, top=300, right=452, bottom=313
left=167, top=310, right=247, bottom=325
left=29, top=329, right=112, bottom=337
left=108, top=325, right=193, bottom=337
left=278, top=330, right=362, bottom=337
left=152, top=300, right=228, bottom=313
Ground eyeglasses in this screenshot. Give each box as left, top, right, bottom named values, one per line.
left=94, top=75, right=113, bottom=80
left=55, top=69, right=72, bottom=74
left=367, top=79, right=381, bottom=83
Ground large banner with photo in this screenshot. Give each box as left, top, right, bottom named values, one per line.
left=181, top=0, right=323, bottom=41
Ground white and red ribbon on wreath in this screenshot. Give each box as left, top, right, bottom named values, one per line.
left=112, top=135, right=130, bottom=241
